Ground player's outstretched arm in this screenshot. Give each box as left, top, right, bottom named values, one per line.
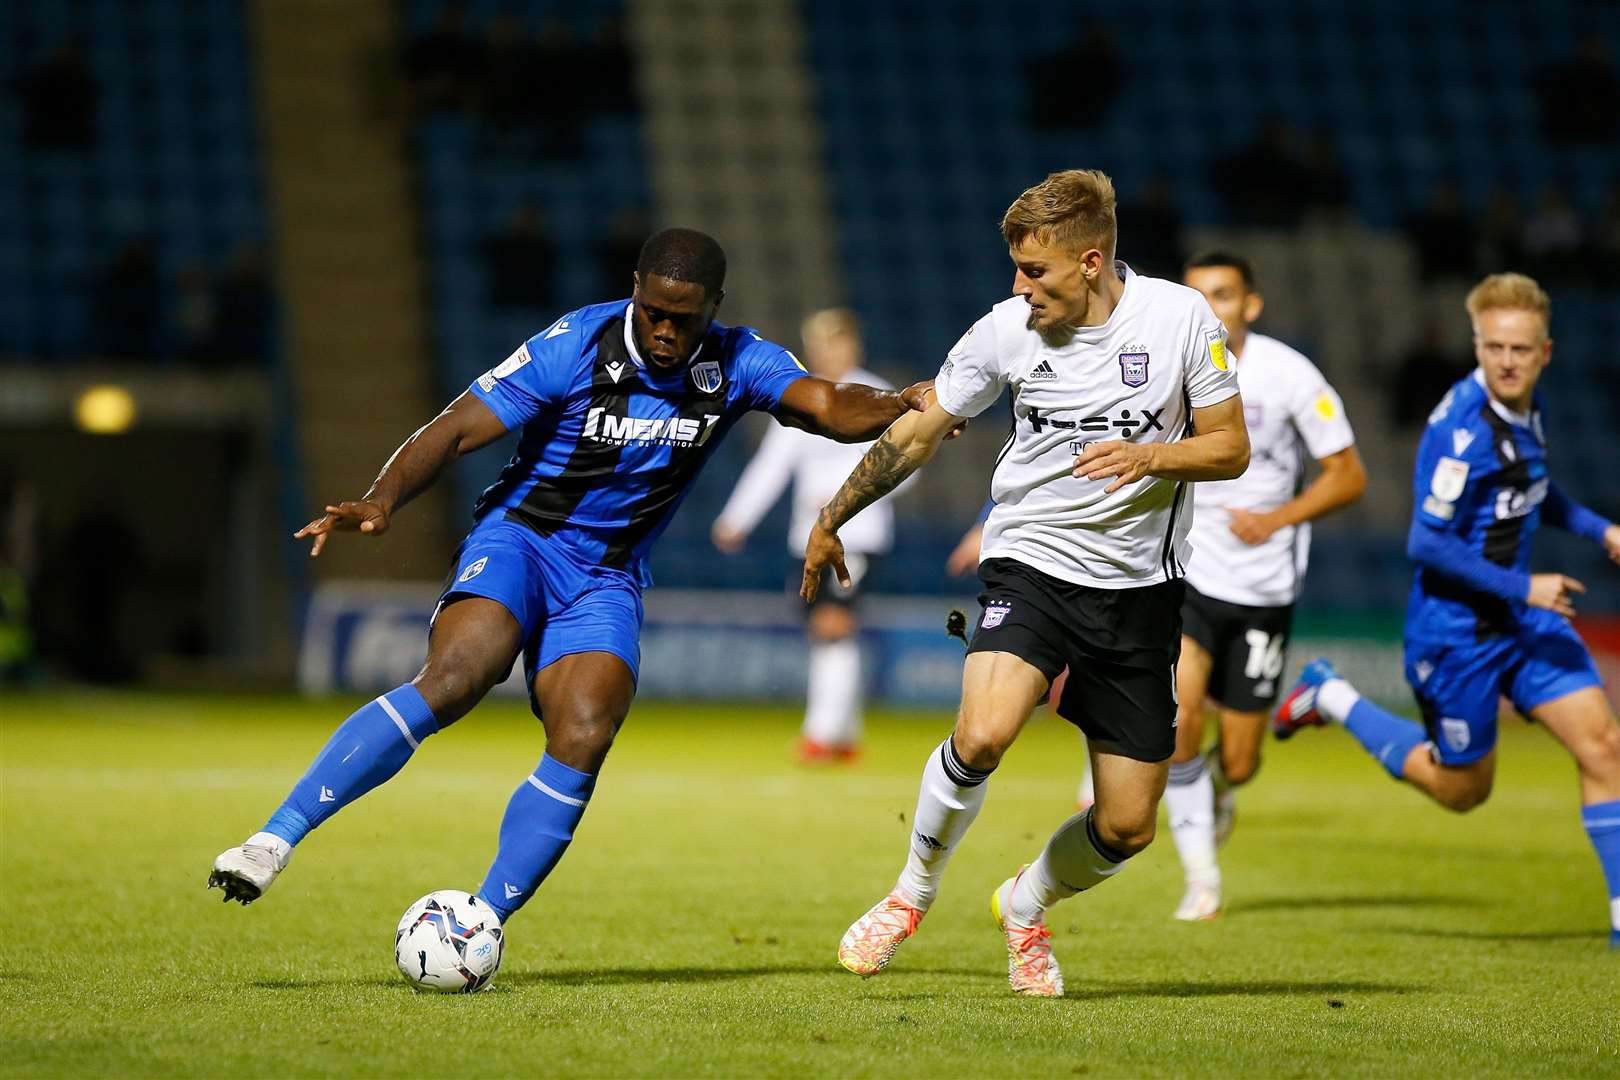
left=293, top=392, right=508, bottom=558
left=774, top=376, right=933, bottom=443
left=1228, top=445, right=1367, bottom=545
left=1074, top=394, right=1250, bottom=494
left=801, top=398, right=962, bottom=600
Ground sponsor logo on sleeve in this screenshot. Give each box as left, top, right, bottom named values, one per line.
left=491, top=342, right=533, bottom=380
left=1430, top=456, right=1470, bottom=502
left=1206, top=328, right=1228, bottom=371
left=1451, top=427, right=1475, bottom=455
left=458, top=556, right=489, bottom=583
left=1421, top=495, right=1456, bottom=521
left=1428, top=388, right=1455, bottom=424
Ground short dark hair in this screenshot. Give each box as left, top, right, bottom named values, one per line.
left=636, top=227, right=727, bottom=296
left=1184, top=250, right=1256, bottom=289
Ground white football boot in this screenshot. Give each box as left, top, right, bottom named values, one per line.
left=208, top=836, right=291, bottom=905
left=1173, top=879, right=1222, bottom=922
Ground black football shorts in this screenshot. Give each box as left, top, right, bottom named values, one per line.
left=1180, top=585, right=1295, bottom=712
left=967, top=557, right=1184, bottom=762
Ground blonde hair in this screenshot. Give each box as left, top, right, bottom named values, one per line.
left=1466, top=272, right=1551, bottom=330
left=1000, top=169, right=1118, bottom=256
left=800, top=307, right=860, bottom=345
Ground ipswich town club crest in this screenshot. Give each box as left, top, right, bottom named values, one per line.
left=1118, top=350, right=1149, bottom=388
left=690, top=360, right=724, bottom=394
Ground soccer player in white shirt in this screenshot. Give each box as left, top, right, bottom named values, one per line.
left=1163, top=252, right=1366, bottom=922
left=803, top=170, right=1249, bottom=996
left=713, top=308, right=900, bottom=762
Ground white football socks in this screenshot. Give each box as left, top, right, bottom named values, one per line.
left=1006, top=808, right=1129, bottom=927
left=1316, top=678, right=1362, bottom=724
left=894, top=738, right=991, bottom=911
left=804, top=638, right=862, bottom=748
left=1164, top=757, right=1220, bottom=888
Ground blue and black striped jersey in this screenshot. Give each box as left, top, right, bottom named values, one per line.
left=469, top=299, right=808, bottom=585
left=1408, top=370, right=1550, bottom=641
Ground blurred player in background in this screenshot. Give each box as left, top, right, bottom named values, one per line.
left=208, top=228, right=934, bottom=925
left=712, top=308, right=903, bottom=763
left=807, top=170, right=1249, bottom=996
left=1275, top=273, right=1620, bottom=948
left=1162, top=252, right=1365, bottom=921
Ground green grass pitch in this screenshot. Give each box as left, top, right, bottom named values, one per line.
left=2, top=690, right=1616, bottom=1077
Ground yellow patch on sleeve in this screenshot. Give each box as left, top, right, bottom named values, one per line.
left=1314, top=394, right=1337, bottom=420
left=1205, top=329, right=1228, bottom=371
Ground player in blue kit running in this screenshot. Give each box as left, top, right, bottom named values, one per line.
left=1274, top=273, right=1620, bottom=947
left=208, top=228, right=933, bottom=919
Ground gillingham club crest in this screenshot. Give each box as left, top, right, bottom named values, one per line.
left=1118, top=349, right=1149, bottom=388
left=690, top=360, right=724, bottom=394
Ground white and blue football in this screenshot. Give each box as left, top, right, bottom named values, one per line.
left=394, top=890, right=505, bottom=993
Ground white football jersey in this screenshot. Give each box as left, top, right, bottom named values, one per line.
left=715, top=368, right=898, bottom=555
left=934, top=262, right=1240, bottom=589
left=1183, top=333, right=1355, bottom=608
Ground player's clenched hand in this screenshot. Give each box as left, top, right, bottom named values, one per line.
left=801, top=522, right=848, bottom=602
left=1527, top=573, right=1585, bottom=618
left=898, top=380, right=934, bottom=413
left=1604, top=524, right=1620, bottom=566
left=294, top=500, right=390, bottom=558
left=711, top=522, right=746, bottom=555
left=1227, top=507, right=1281, bottom=545
left=1073, top=440, right=1159, bottom=494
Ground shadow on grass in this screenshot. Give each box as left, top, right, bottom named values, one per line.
left=1059, top=979, right=1424, bottom=1001
left=1382, top=927, right=1607, bottom=943
left=501, top=964, right=841, bottom=987
left=1224, top=893, right=1481, bottom=915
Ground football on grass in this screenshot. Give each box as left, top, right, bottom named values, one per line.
left=394, top=890, right=504, bottom=993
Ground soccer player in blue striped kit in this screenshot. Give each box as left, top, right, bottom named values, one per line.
left=208, top=229, right=933, bottom=923
left=1275, top=273, right=1620, bottom=948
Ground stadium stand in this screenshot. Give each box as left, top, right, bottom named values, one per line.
left=0, top=0, right=269, bottom=361
left=804, top=0, right=1620, bottom=609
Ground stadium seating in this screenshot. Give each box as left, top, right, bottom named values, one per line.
left=0, top=0, right=267, bottom=358
left=805, top=0, right=1620, bottom=609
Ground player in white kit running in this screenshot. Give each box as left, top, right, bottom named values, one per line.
left=1162, top=252, right=1366, bottom=921
left=804, top=170, right=1250, bottom=996
left=713, top=308, right=902, bottom=762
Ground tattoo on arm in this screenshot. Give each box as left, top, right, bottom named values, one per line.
left=817, top=432, right=918, bottom=531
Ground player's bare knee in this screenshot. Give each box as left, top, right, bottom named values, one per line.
left=1438, top=777, right=1492, bottom=813
left=950, top=725, right=1009, bottom=772
left=1578, top=721, right=1620, bottom=783
left=413, top=659, right=500, bottom=724
left=1093, top=804, right=1156, bottom=855
left=1222, top=752, right=1260, bottom=786
left=545, top=710, right=623, bottom=772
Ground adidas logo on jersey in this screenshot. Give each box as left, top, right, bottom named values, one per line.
left=1028, top=359, right=1059, bottom=381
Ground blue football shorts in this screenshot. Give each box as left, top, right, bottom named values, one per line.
left=1404, top=607, right=1602, bottom=765
left=433, top=517, right=644, bottom=686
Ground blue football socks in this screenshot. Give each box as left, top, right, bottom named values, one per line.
left=263, top=684, right=439, bottom=847
left=476, top=753, right=597, bottom=922
left=1579, top=800, right=1620, bottom=947
left=1342, top=697, right=1428, bottom=780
